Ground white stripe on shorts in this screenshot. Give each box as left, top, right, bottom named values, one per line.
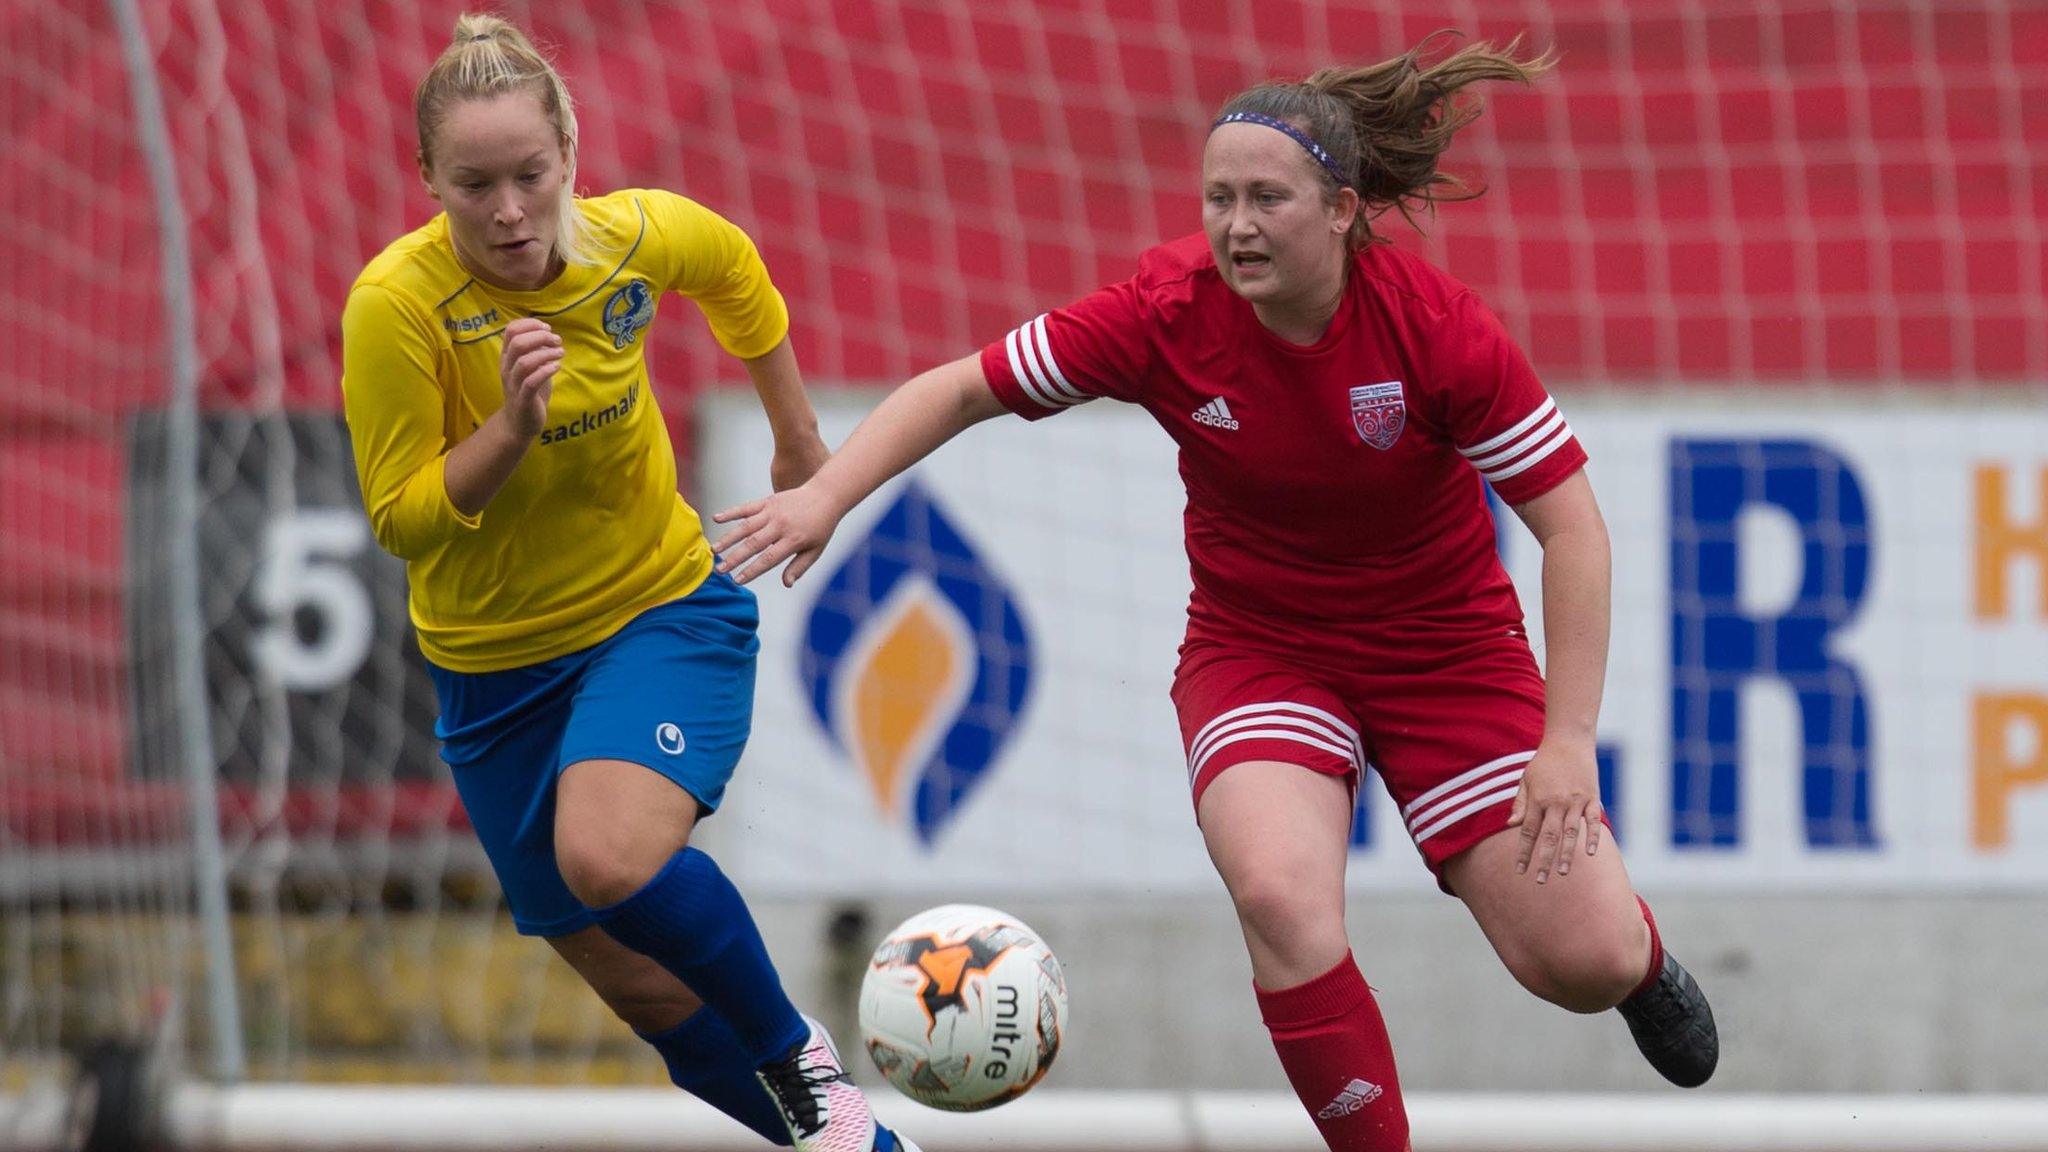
left=1189, top=727, right=1358, bottom=785
left=1401, top=749, right=1538, bottom=822
left=1411, top=773, right=1527, bottom=844
left=1186, top=701, right=1362, bottom=783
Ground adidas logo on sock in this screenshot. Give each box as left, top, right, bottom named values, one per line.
left=1316, top=1077, right=1384, bottom=1120
left=1192, top=396, right=1239, bottom=430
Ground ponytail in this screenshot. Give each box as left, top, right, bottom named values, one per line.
left=1215, top=32, right=1556, bottom=247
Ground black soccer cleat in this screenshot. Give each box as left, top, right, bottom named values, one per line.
left=1617, top=951, right=1719, bottom=1087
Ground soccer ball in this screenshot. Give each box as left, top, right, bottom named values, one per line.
left=858, top=904, right=1069, bottom=1111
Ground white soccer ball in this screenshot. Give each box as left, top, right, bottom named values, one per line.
left=858, top=903, right=1069, bottom=1112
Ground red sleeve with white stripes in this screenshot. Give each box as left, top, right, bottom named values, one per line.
left=979, top=280, right=1154, bottom=420
left=1430, top=291, right=1587, bottom=505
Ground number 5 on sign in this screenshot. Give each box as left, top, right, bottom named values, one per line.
left=254, top=509, right=374, bottom=692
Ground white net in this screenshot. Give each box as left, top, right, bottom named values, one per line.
left=2, top=0, right=194, bottom=1102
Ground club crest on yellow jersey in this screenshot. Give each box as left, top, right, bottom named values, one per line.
left=602, top=278, right=655, bottom=349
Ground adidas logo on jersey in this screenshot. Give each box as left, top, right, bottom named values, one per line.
left=1192, top=397, right=1239, bottom=430
left=1316, top=1078, right=1384, bottom=1120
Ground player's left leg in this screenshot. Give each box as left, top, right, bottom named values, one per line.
left=1366, top=637, right=1717, bottom=1088
left=1442, top=829, right=1647, bottom=1012
left=550, top=577, right=905, bottom=1151
left=1443, top=833, right=1718, bottom=1087
left=547, top=926, right=791, bottom=1146
left=556, top=758, right=816, bottom=1067
left=554, top=889, right=915, bottom=1152
left=549, top=927, right=924, bottom=1151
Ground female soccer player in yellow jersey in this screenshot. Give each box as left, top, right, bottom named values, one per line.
left=340, top=15, right=915, bottom=1152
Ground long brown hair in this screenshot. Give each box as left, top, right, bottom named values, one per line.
left=1215, top=32, right=1556, bottom=248
left=414, top=13, right=606, bottom=265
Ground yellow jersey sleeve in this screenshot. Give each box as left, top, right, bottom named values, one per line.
left=642, top=191, right=790, bottom=359
left=340, top=282, right=482, bottom=561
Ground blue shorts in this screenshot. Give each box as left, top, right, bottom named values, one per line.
left=426, top=572, right=759, bottom=937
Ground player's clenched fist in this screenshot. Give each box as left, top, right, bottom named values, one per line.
left=498, top=317, right=563, bottom=439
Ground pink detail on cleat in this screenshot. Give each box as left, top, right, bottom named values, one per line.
left=757, top=1018, right=877, bottom=1152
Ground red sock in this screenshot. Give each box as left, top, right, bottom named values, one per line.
left=1255, top=953, right=1409, bottom=1152
left=1628, top=895, right=1666, bottom=1000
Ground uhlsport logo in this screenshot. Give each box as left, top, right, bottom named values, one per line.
left=799, top=480, right=1034, bottom=844
left=443, top=307, right=499, bottom=336
left=602, top=278, right=655, bottom=349
left=654, top=722, right=686, bottom=756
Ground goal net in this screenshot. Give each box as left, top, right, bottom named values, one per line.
left=4, top=0, right=2042, bottom=1142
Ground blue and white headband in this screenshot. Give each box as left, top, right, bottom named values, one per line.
left=1211, top=111, right=1351, bottom=189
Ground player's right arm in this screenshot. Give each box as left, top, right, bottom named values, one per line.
left=341, top=284, right=560, bottom=560
left=441, top=317, right=561, bottom=514
left=711, top=353, right=1004, bottom=586
left=713, top=277, right=1155, bottom=586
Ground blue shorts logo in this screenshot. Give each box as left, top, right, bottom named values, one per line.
left=603, top=279, right=655, bottom=349
left=799, top=481, right=1033, bottom=845
left=655, top=722, right=686, bottom=756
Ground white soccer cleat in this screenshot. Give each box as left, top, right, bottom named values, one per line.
left=755, top=1017, right=877, bottom=1152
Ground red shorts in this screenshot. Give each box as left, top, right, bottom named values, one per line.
left=1170, top=634, right=1547, bottom=886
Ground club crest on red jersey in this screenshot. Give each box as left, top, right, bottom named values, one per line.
left=1349, top=381, right=1406, bottom=450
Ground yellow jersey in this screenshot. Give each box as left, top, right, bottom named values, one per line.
left=341, top=189, right=788, bottom=672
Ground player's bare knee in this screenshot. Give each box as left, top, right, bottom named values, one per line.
left=1563, top=914, right=1656, bottom=1010
left=556, top=833, right=668, bottom=909
left=1508, top=940, right=1641, bottom=1013
left=1229, top=875, right=1338, bottom=959
left=1497, top=946, right=1564, bottom=1006
left=1546, top=970, right=1631, bottom=1014
left=1575, top=934, right=1653, bottom=1010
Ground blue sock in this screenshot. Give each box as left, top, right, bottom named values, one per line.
left=593, top=847, right=808, bottom=1064
left=640, top=1008, right=793, bottom=1147
left=873, top=1123, right=900, bottom=1152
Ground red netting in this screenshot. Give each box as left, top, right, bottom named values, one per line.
left=3, top=0, right=2042, bottom=822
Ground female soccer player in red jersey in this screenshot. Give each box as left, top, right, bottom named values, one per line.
left=714, top=33, right=1717, bottom=1152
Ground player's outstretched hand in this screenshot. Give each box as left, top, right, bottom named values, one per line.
left=1506, top=739, right=1603, bottom=884
left=498, top=317, right=562, bottom=440
left=712, top=483, right=842, bottom=587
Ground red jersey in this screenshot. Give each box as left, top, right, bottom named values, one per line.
left=979, top=234, right=1586, bottom=657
